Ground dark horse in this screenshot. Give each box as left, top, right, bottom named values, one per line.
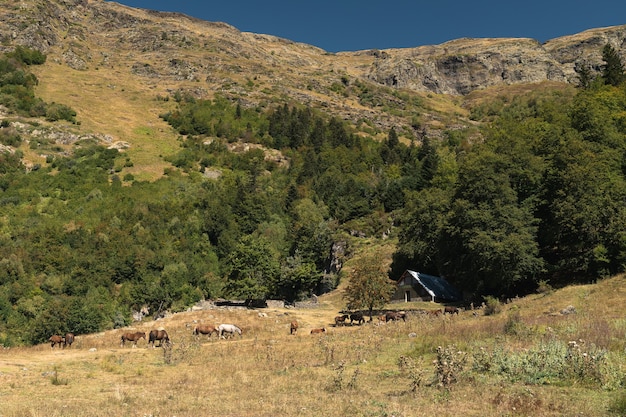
left=64, top=332, right=75, bottom=348
left=148, top=329, right=170, bottom=348
left=121, top=331, right=146, bottom=348
left=350, top=312, right=365, bottom=325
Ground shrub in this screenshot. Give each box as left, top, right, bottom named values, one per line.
left=503, top=310, right=524, bottom=336
left=483, top=296, right=502, bottom=316
left=0, top=129, right=21, bottom=147
left=45, top=103, right=77, bottom=123
left=398, top=355, right=424, bottom=394
left=536, top=279, right=553, bottom=294
left=434, top=345, right=467, bottom=387
left=8, top=46, right=46, bottom=65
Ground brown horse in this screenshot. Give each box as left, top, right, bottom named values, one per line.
left=148, top=329, right=170, bottom=348
left=290, top=320, right=298, bottom=335
left=120, top=331, right=146, bottom=348
left=385, top=311, right=407, bottom=322
left=64, top=332, right=75, bottom=348
left=193, top=325, right=218, bottom=338
left=334, top=314, right=349, bottom=326
left=49, top=335, right=64, bottom=348
left=444, top=306, right=460, bottom=315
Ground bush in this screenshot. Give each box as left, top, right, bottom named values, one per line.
left=503, top=310, right=524, bottom=336
left=45, top=103, right=77, bottom=123
left=8, top=46, right=46, bottom=65
left=434, top=345, right=467, bottom=387
left=483, top=296, right=502, bottom=316
left=0, top=129, right=21, bottom=147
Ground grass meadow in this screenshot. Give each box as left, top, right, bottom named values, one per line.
left=2, top=275, right=626, bottom=416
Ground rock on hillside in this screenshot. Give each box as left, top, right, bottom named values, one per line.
left=363, top=26, right=626, bottom=95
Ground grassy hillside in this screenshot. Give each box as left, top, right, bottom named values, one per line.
left=1, top=274, right=625, bottom=417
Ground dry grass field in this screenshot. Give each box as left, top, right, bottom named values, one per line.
left=1, top=275, right=626, bottom=417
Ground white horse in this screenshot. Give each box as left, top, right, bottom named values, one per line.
left=218, top=324, right=242, bottom=339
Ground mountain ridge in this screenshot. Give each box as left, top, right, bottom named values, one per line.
left=4, top=1, right=624, bottom=96
left=1, top=0, right=625, bottom=179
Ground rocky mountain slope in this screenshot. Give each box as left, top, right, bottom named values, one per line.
left=4, top=0, right=624, bottom=95
left=1, top=0, right=625, bottom=177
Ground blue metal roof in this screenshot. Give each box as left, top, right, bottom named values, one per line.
left=400, top=270, right=462, bottom=302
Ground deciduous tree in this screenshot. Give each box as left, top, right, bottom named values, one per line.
left=342, top=253, right=395, bottom=321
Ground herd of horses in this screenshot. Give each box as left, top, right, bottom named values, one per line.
left=48, top=307, right=462, bottom=349
left=332, top=307, right=460, bottom=327
left=48, top=323, right=244, bottom=350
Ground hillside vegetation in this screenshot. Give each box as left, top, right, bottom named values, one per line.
left=1, top=35, right=626, bottom=349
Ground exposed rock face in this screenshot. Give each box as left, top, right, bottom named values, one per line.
left=2, top=0, right=625, bottom=99
left=365, top=27, right=626, bottom=95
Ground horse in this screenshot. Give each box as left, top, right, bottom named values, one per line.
left=193, top=325, right=218, bottom=338
left=148, top=329, right=170, bottom=348
left=64, top=332, right=75, bottom=348
left=444, top=306, right=460, bottom=315
left=385, top=311, right=407, bottom=322
left=290, top=320, right=298, bottom=335
left=218, top=324, right=242, bottom=339
left=428, top=309, right=443, bottom=317
left=49, top=335, right=64, bottom=348
left=310, top=328, right=326, bottom=334
left=120, top=331, right=146, bottom=348
left=350, top=312, right=365, bottom=325
left=334, top=314, right=349, bottom=326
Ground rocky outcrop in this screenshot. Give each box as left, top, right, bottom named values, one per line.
left=363, top=27, right=626, bottom=95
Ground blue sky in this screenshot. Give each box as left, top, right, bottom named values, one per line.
left=113, top=1, right=626, bottom=52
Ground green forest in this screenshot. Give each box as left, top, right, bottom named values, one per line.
left=1, top=45, right=626, bottom=345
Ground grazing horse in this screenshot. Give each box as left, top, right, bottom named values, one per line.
left=64, top=333, right=75, bottom=348
left=148, top=329, right=170, bottom=348
left=310, top=328, right=326, bottom=334
left=350, top=312, right=365, bottom=325
left=218, top=324, right=242, bottom=339
left=49, top=335, right=64, bottom=348
left=444, top=306, right=460, bottom=315
left=193, top=325, right=218, bottom=338
left=385, top=311, right=407, bottom=322
left=120, top=331, right=146, bottom=348
left=334, top=314, right=349, bottom=326
left=290, top=320, right=298, bottom=335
